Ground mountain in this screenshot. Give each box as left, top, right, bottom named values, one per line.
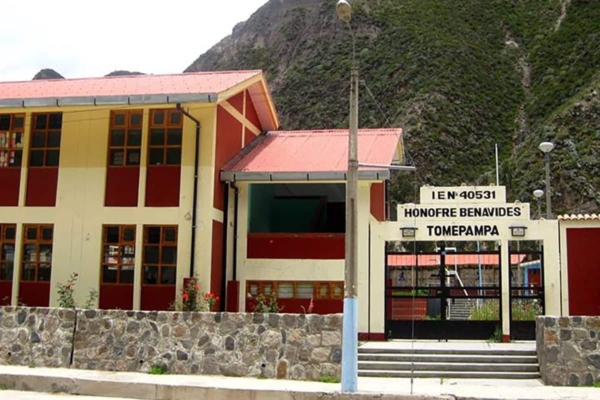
left=33, top=69, right=64, bottom=80
left=187, top=0, right=600, bottom=215
left=105, top=70, right=145, bottom=77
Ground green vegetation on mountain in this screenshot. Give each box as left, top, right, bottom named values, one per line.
left=186, top=0, right=600, bottom=214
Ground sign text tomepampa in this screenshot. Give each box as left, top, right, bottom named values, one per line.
left=397, top=186, right=531, bottom=239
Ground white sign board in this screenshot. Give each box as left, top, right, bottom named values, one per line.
left=398, top=186, right=530, bottom=240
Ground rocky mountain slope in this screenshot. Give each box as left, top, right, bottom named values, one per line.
left=32, top=69, right=64, bottom=80
left=186, top=0, right=600, bottom=215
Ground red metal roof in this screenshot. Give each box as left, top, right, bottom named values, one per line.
left=223, top=129, right=402, bottom=174
left=0, top=71, right=262, bottom=100
left=388, top=254, right=526, bottom=267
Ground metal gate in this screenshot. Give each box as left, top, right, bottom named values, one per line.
left=385, top=245, right=502, bottom=340
left=509, top=245, right=544, bottom=340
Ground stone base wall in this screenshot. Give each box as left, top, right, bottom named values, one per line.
left=0, top=307, right=342, bottom=381
left=537, top=316, right=600, bottom=386
left=0, top=307, right=76, bottom=368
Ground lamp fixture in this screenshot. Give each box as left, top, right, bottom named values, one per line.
left=510, top=225, right=527, bottom=237
left=400, top=226, right=418, bottom=238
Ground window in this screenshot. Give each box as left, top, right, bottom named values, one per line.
left=108, top=110, right=143, bottom=166
left=21, top=225, right=53, bottom=282
left=29, top=113, right=62, bottom=167
left=0, top=224, right=16, bottom=281
left=247, top=281, right=344, bottom=300
left=142, top=226, right=177, bottom=285
left=101, top=225, right=136, bottom=284
left=148, top=109, right=182, bottom=166
left=0, top=114, right=25, bottom=168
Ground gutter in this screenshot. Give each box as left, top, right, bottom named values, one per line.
left=0, top=93, right=218, bottom=108
left=231, top=183, right=240, bottom=282
left=176, top=103, right=201, bottom=278
left=220, top=170, right=390, bottom=182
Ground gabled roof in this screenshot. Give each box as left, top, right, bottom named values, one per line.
left=221, top=128, right=404, bottom=182
left=0, top=70, right=279, bottom=130
left=388, top=254, right=527, bottom=267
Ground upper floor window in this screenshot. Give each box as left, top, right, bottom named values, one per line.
left=22, top=224, right=53, bottom=282
left=108, top=110, right=143, bottom=166
left=0, top=224, right=16, bottom=281
left=29, top=113, right=62, bottom=167
left=148, top=109, right=182, bottom=166
left=0, top=114, right=25, bottom=168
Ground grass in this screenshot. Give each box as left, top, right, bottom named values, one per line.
left=148, top=365, right=167, bottom=375
left=318, top=374, right=341, bottom=384
left=594, top=381, right=600, bottom=388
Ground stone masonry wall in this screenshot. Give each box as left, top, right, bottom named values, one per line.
left=537, top=316, right=600, bottom=386
left=0, top=307, right=76, bottom=368
left=73, top=310, right=342, bottom=380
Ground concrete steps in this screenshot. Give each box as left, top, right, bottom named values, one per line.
left=358, top=346, right=540, bottom=379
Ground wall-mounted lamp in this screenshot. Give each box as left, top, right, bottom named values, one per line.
left=400, top=226, right=418, bottom=238
left=510, top=225, right=527, bottom=237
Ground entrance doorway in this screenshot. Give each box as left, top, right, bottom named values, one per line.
left=385, top=243, right=503, bottom=340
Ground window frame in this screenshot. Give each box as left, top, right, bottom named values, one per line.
left=142, top=225, right=178, bottom=286
left=147, top=109, right=183, bottom=166
left=21, top=224, right=53, bottom=282
left=107, top=110, right=143, bottom=167
left=246, top=280, right=344, bottom=300
left=101, top=225, right=136, bottom=285
left=29, top=113, right=62, bottom=168
left=0, top=224, right=16, bottom=282
left=0, top=113, right=25, bottom=168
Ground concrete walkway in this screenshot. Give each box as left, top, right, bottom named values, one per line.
left=0, top=365, right=599, bottom=400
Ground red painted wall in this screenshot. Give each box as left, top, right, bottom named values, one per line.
left=247, top=233, right=345, bottom=259
left=370, top=182, right=385, bottom=221
left=140, top=285, right=176, bottom=311
left=145, top=166, right=180, bottom=207
left=19, top=282, right=50, bottom=307
left=0, top=282, right=11, bottom=305
left=211, top=220, right=224, bottom=309
left=226, top=281, right=240, bottom=312
left=567, top=227, right=600, bottom=316
left=228, top=92, right=244, bottom=115
left=214, top=106, right=243, bottom=210
left=105, top=167, right=140, bottom=207
left=246, top=298, right=342, bottom=314
left=26, top=168, right=59, bottom=207
left=245, top=90, right=261, bottom=131
left=0, top=168, right=21, bottom=206
left=99, top=284, right=134, bottom=310
left=244, top=127, right=257, bottom=147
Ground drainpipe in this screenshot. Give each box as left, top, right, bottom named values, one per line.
left=231, top=183, right=240, bottom=282
left=220, top=184, right=229, bottom=311
left=176, top=103, right=201, bottom=278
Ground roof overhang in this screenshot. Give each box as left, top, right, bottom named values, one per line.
left=221, top=169, right=390, bottom=183
left=0, top=92, right=218, bottom=109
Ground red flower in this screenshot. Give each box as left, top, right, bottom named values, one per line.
left=193, top=285, right=199, bottom=291
left=66, top=285, right=71, bottom=290
left=182, top=293, right=189, bottom=300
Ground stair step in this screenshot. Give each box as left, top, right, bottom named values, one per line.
left=358, top=370, right=541, bottom=379
left=358, top=354, right=538, bottom=364
left=358, top=348, right=536, bottom=356
left=358, top=361, right=539, bottom=372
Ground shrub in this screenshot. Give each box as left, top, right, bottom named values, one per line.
left=171, top=278, right=218, bottom=312
left=253, top=293, right=281, bottom=313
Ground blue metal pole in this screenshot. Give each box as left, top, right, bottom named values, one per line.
left=341, top=297, right=358, bottom=392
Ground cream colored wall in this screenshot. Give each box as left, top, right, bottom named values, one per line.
left=0, top=103, right=218, bottom=307
left=558, top=219, right=600, bottom=316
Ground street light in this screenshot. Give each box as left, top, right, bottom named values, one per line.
left=533, top=189, right=544, bottom=219
left=539, top=142, right=555, bottom=219
left=336, top=0, right=359, bottom=394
